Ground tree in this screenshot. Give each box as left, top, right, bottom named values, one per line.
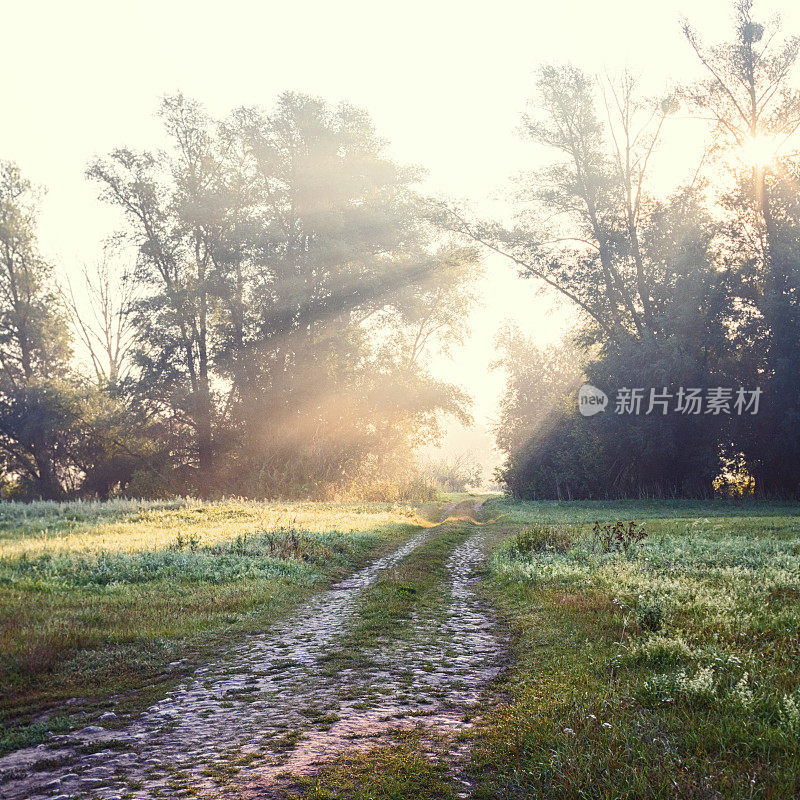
left=88, top=95, right=230, bottom=493
left=219, top=93, right=479, bottom=496
left=442, top=67, right=679, bottom=345
left=0, top=162, right=74, bottom=498
left=449, top=64, right=734, bottom=497
left=63, top=255, right=137, bottom=387
left=491, top=329, right=596, bottom=499
left=683, top=0, right=800, bottom=495
left=89, top=92, right=481, bottom=498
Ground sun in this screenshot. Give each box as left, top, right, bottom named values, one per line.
left=739, top=133, right=780, bottom=169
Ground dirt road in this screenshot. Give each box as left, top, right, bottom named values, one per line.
left=0, top=498, right=505, bottom=799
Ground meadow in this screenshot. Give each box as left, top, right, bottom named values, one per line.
left=3, top=494, right=800, bottom=800
left=0, top=498, right=424, bottom=754
left=472, top=498, right=800, bottom=799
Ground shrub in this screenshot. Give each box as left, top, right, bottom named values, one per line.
left=418, top=453, right=482, bottom=492
left=591, top=520, right=647, bottom=554
left=638, top=598, right=665, bottom=632
left=512, top=524, right=573, bottom=556
left=345, top=476, right=438, bottom=503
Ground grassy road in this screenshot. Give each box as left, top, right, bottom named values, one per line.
left=0, top=499, right=426, bottom=752
left=1, top=496, right=799, bottom=798
left=0, top=496, right=503, bottom=799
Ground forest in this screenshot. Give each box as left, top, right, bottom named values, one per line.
left=3, top=3, right=800, bottom=800
left=0, top=0, right=798, bottom=501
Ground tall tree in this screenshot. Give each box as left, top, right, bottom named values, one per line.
left=87, top=95, right=229, bottom=493
left=89, top=93, right=481, bottom=498
left=447, top=66, right=732, bottom=497
left=220, top=93, right=479, bottom=495
left=63, top=255, right=137, bottom=387
left=0, top=162, right=74, bottom=498
left=683, top=0, right=800, bottom=495
left=443, top=67, right=677, bottom=344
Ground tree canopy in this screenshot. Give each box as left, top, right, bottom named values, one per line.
left=0, top=94, right=481, bottom=500
left=475, top=0, right=800, bottom=499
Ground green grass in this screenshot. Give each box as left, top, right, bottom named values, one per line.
left=321, top=496, right=484, bottom=679
left=471, top=497, right=800, bottom=799
left=0, top=497, right=423, bottom=750
left=492, top=497, right=800, bottom=524
left=5, top=493, right=800, bottom=798
left=282, top=732, right=457, bottom=799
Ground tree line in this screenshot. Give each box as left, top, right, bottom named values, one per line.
left=2, top=1, right=797, bottom=501
left=478, top=1, right=800, bottom=499
left=0, top=94, right=479, bottom=499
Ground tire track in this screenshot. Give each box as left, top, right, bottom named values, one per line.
left=1, top=502, right=505, bottom=800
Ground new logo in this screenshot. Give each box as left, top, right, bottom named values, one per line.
left=578, top=384, right=608, bottom=417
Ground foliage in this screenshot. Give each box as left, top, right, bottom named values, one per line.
left=0, top=93, right=481, bottom=500
left=511, top=524, right=573, bottom=555
left=637, top=597, right=665, bottom=633
left=590, top=520, right=648, bottom=554
left=0, top=163, right=75, bottom=499
left=84, top=92, right=480, bottom=499
left=480, top=1, right=800, bottom=499
left=475, top=497, right=800, bottom=798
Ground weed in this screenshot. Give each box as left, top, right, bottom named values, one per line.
left=637, top=597, right=665, bottom=632
left=591, top=519, right=648, bottom=554
left=286, top=737, right=456, bottom=799
left=511, top=524, right=573, bottom=555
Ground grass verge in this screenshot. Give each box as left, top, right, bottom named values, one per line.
left=280, top=732, right=457, bottom=799
left=320, top=497, right=480, bottom=677
left=470, top=498, right=800, bottom=799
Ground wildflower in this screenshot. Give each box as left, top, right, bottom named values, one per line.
left=780, top=693, right=800, bottom=732
left=677, top=666, right=715, bottom=700
left=733, top=673, right=754, bottom=709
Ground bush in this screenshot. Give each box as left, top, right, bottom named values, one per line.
left=346, top=476, right=438, bottom=503
left=419, top=453, right=482, bottom=492
left=637, top=598, right=665, bottom=633
left=511, top=524, right=573, bottom=556
left=591, top=520, right=647, bottom=554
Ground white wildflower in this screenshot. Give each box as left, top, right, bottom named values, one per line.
left=677, top=666, right=715, bottom=700
left=733, top=673, right=754, bottom=709
left=780, top=693, right=800, bottom=732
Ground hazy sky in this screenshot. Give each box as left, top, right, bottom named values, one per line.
left=3, top=0, right=799, bottom=460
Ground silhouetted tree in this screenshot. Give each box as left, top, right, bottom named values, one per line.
left=684, top=0, right=800, bottom=495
